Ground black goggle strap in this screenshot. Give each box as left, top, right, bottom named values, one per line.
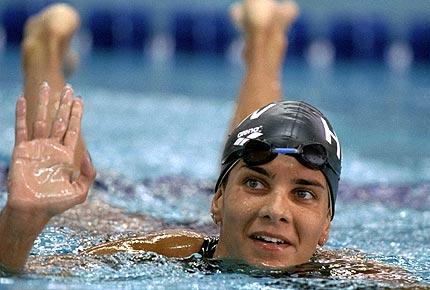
left=216, top=159, right=240, bottom=192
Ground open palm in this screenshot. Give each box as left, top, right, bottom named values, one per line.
left=8, top=84, right=95, bottom=217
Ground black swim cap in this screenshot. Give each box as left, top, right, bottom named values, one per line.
left=215, top=101, right=342, bottom=219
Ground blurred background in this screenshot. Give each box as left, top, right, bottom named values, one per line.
left=1, top=3, right=429, bottom=286
left=1, top=3, right=430, bottom=289
left=0, top=0, right=429, bottom=184
left=0, top=0, right=430, bottom=64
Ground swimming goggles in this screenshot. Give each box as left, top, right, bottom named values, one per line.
left=239, top=139, right=331, bottom=171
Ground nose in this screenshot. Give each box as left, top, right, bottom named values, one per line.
left=258, top=190, right=291, bottom=223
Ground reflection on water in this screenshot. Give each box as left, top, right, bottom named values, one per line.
left=23, top=249, right=418, bottom=287
left=0, top=169, right=429, bottom=289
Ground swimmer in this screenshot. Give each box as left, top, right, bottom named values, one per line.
left=0, top=0, right=387, bottom=277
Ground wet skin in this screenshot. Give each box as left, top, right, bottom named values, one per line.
left=211, top=155, right=331, bottom=268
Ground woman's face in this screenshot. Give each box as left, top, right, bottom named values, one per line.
left=211, top=155, right=331, bottom=268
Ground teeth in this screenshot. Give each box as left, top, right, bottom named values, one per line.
left=255, top=235, right=285, bottom=244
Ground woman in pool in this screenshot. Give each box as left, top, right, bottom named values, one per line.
left=0, top=0, right=341, bottom=272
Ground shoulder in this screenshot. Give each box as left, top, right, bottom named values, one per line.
left=84, top=229, right=209, bottom=258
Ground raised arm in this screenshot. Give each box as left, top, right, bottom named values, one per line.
left=0, top=84, right=95, bottom=273
left=22, top=3, right=84, bottom=168
left=229, top=0, right=298, bottom=130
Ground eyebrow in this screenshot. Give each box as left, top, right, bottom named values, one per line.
left=240, top=165, right=326, bottom=190
left=292, top=178, right=325, bottom=189
left=240, top=165, right=273, bottom=178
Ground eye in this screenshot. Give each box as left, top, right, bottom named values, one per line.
left=295, top=190, right=315, bottom=200
left=244, top=178, right=265, bottom=190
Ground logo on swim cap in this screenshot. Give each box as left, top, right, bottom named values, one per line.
left=234, top=126, right=263, bottom=146
left=249, top=103, right=276, bottom=120
left=321, top=117, right=341, bottom=160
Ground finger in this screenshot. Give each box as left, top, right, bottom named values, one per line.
left=64, top=98, right=83, bottom=150
left=15, top=96, right=28, bottom=145
left=80, top=150, right=96, bottom=182
left=33, top=82, right=50, bottom=139
left=50, top=86, right=74, bottom=141
left=72, top=151, right=96, bottom=200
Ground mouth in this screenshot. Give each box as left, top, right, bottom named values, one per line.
left=250, top=233, right=291, bottom=246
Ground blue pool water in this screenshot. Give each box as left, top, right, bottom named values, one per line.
left=0, top=49, right=430, bottom=289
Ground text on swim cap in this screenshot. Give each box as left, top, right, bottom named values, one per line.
left=237, top=126, right=263, bottom=138
left=321, top=117, right=341, bottom=159
left=234, top=126, right=263, bottom=146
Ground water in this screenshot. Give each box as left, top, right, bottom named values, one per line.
left=0, top=49, right=429, bottom=289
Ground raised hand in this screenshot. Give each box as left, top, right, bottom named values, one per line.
left=227, top=0, right=299, bottom=130
left=7, top=83, right=96, bottom=218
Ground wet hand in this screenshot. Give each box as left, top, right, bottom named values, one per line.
left=7, top=83, right=96, bottom=218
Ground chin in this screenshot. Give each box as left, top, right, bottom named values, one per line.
left=244, top=256, right=299, bottom=269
